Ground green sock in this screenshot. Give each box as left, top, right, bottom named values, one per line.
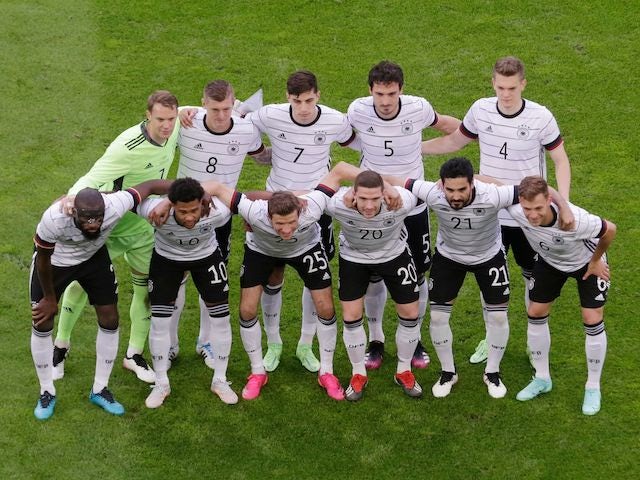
left=128, top=273, right=151, bottom=353
left=56, top=281, right=88, bottom=343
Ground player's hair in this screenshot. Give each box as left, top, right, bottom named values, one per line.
left=440, top=157, right=475, bottom=184
left=518, top=176, right=549, bottom=201
left=204, top=80, right=234, bottom=101
left=493, top=56, right=526, bottom=79
left=354, top=170, right=384, bottom=191
left=268, top=191, right=303, bottom=217
left=287, top=71, right=318, bottom=95
left=168, top=177, right=204, bottom=204
left=368, top=60, right=404, bottom=88
left=147, top=90, right=179, bottom=112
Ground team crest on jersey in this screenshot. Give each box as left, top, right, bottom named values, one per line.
left=473, top=208, right=485, bottom=216
left=240, top=265, right=245, bottom=277
left=382, top=215, right=395, bottom=226
left=298, top=225, right=310, bottom=233
left=347, top=220, right=355, bottom=225
left=148, top=280, right=154, bottom=293
left=227, top=141, right=240, bottom=154
left=528, top=277, right=535, bottom=290
left=314, top=132, right=327, bottom=145
left=428, top=277, right=434, bottom=291
left=516, top=125, right=531, bottom=139
left=199, top=224, right=213, bottom=234
left=552, top=235, right=565, bottom=245
left=401, top=121, right=413, bottom=135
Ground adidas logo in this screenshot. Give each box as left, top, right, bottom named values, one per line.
left=503, top=287, right=510, bottom=295
left=322, top=272, right=330, bottom=280
left=594, top=293, right=605, bottom=301
left=414, top=285, right=420, bottom=293
left=367, top=126, right=375, bottom=133
left=194, top=143, right=203, bottom=150
left=223, top=284, right=229, bottom=292
left=485, top=125, right=493, bottom=132
left=278, top=133, right=286, bottom=139
left=145, top=163, right=154, bottom=169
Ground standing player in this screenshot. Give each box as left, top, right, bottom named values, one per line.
left=347, top=60, right=461, bottom=371
left=31, top=180, right=170, bottom=419
left=319, top=167, right=424, bottom=401
left=245, top=70, right=355, bottom=373
left=421, top=56, right=572, bottom=364
left=169, top=80, right=269, bottom=369
left=138, top=178, right=238, bottom=407
left=201, top=172, right=350, bottom=401
left=508, top=176, right=615, bottom=415
left=51, top=91, right=180, bottom=384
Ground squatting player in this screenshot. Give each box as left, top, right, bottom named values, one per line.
left=31, top=180, right=171, bottom=420
left=509, top=176, right=615, bottom=416
left=347, top=60, right=461, bottom=371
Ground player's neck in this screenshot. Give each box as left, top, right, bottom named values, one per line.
left=205, top=117, right=233, bottom=134
left=497, top=98, right=525, bottom=117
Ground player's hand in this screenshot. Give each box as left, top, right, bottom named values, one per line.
left=558, top=207, right=575, bottom=231
left=583, top=259, right=610, bottom=281
left=148, top=198, right=172, bottom=226
left=58, top=195, right=76, bottom=216
left=32, top=297, right=58, bottom=326
left=178, top=108, right=198, bottom=128
left=343, top=188, right=357, bottom=210
left=383, top=182, right=402, bottom=210
left=202, top=192, right=212, bottom=217
left=243, top=220, right=253, bottom=232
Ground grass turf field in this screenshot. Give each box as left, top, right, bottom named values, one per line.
left=1, top=1, right=639, bottom=478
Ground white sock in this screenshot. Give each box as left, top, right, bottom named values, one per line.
left=343, top=319, right=367, bottom=376
left=31, top=328, right=55, bottom=396
left=429, top=304, right=455, bottom=372
left=93, top=326, right=119, bottom=393
left=485, top=306, right=509, bottom=373
left=149, top=313, right=171, bottom=386
left=261, top=283, right=283, bottom=344
left=240, top=317, right=265, bottom=374
left=169, top=279, right=187, bottom=348
left=527, top=315, right=551, bottom=379
left=299, top=287, right=317, bottom=345
left=585, top=321, right=607, bottom=390
left=208, top=304, right=232, bottom=382
left=396, top=317, right=419, bottom=373
left=198, top=296, right=211, bottom=345
left=365, top=280, right=387, bottom=343
left=316, top=314, right=337, bottom=375
left=417, top=278, right=429, bottom=335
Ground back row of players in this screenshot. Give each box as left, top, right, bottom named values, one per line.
left=30, top=58, right=615, bottom=420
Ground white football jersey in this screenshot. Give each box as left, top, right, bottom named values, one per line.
left=246, top=103, right=354, bottom=191
left=461, top=97, right=563, bottom=226
left=409, top=179, right=517, bottom=265
left=508, top=203, right=607, bottom=273
left=235, top=190, right=327, bottom=258
left=177, top=109, right=263, bottom=187
left=35, top=190, right=139, bottom=267
left=137, top=197, right=231, bottom=262
left=326, top=186, right=417, bottom=264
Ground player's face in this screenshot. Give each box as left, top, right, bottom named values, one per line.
left=270, top=211, right=299, bottom=240
left=520, top=193, right=552, bottom=226
left=492, top=74, right=526, bottom=113
left=354, top=186, right=384, bottom=218
left=146, top=103, right=178, bottom=143
left=202, top=94, right=234, bottom=132
left=370, top=82, right=402, bottom=119
left=74, top=213, right=104, bottom=239
left=287, top=90, right=320, bottom=124
left=173, top=199, right=202, bottom=229
left=443, top=177, right=473, bottom=210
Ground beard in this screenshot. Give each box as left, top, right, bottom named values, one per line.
left=81, top=229, right=101, bottom=240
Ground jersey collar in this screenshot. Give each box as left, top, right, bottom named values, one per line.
left=203, top=116, right=234, bottom=135
left=496, top=99, right=526, bottom=119
left=289, top=105, right=321, bottom=127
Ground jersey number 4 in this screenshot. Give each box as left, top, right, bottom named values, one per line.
left=499, top=142, right=508, bottom=160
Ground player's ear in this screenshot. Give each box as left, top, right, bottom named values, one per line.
left=201, top=97, right=206, bottom=107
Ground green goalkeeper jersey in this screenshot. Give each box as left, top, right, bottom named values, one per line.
left=69, top=120, right=180, bottom=237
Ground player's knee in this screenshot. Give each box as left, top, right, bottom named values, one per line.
left=32, top=318, right=54, bottom=333
left=429, top=302, right=452, bottom=326
left=97, top=308, right=119, bottom=331
left=485, top=306, right=508, bottom=327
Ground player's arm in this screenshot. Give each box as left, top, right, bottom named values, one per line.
left=582, top=220, right=616, bottom=281
left=546, top=186, right=574, bottom=231
left=421, top=128, right=472, bottom=155
left=431, top=113, right=462, bottom=135
left=548, top=143, right=571, bottom=200
left=249, top=145, right=272, bottom=165
left=319, top=161, right=363, bottom=190
left=131, top=179, right=174, bottom=200
left=32, top=245, right=57, bottom=326
left=200, top=180, right=238, bottom=208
